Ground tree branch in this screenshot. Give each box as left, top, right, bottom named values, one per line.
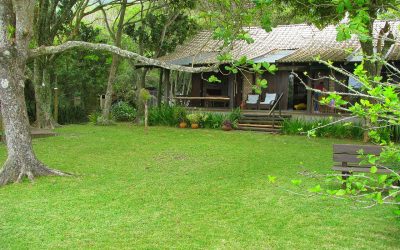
left=29, top=41, right=219, bottom=73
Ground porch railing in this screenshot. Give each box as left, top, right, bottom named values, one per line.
left=268, top=92, right=284, bottom=117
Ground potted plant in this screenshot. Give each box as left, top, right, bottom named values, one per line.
left=187, top=113, right=201, bottom=129
left=222, top=120, right=233, bottom=131
left=174, top=107, right=187, bottom=128
left=179, top=120, right=187, bottom=128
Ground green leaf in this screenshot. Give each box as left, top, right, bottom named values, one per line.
left=370, top=166, right=378, bottom=174
left=378, top=175, right=387, bottom=184
left=208, top=75, right=221, bottom=83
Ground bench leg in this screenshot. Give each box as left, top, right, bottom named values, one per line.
left=342, top=171, right=351, bottom=180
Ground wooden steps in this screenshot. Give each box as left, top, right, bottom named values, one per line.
left=237, top=114, right=289, bottom=133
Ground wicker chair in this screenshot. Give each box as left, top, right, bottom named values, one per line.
left=259, top=93, right=277, bottom=110
left=245, top=94, right=260, bottom=109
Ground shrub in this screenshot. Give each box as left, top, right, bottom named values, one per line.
left=202, top=113, right=226, bottom=129
left=148, top=105, right=241, bottom=130
left=390, top=125, right=400, bottom=142
left=148, top=105, right=186, bottom=126
left=58, top=106, right=88, bottom=124
left=228, top=108, right=242, bottom=123
left=186, top=113, right=202, bottom=124
left=174, top=107, right=188, bottom=123
left=111, top=101, right=136, bottom=122
left=88, top=111, right=101, bottom=125
left=282, top=118, right=364, bottom=140
left=96, top=115, right=116, bottom=126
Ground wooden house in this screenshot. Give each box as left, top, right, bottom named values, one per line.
left=156, top=21, right=400, bottom=114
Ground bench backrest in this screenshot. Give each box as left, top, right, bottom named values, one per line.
left=333, top=144, right=383, bottom=165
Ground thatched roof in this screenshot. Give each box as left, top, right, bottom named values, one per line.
left=157, top=21, right=400, bottom=66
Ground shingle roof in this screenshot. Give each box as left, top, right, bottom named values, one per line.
left=157, top=21, right=400, bottom=65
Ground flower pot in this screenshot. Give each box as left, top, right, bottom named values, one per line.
left=222, top=125, right=232, bottom=131
left=191, top=123, right=199, bottom=129
left=179, top=122, right=187, bottom=128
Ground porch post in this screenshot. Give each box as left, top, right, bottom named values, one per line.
left=228, top=74, right=234, bottom=108
left=157, top=68, right=163, bottom=108
left=307, top=76, right=312, bottom=114
left=163, top=69, right=171, bottom=104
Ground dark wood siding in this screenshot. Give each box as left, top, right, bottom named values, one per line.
left=190, top=73, right=202, bottom=106
left=262, top=71, right=290, bottom=110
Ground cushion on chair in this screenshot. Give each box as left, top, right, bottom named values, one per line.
left=260, top=93, right=277, bottom=105
left=246, top=95, right=259, bottom=104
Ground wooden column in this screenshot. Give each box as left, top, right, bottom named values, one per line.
left=306, top=74, right=312, bottom=114
left=157, top=68, right=163, bottom=107
left=228, top=74, right=234, bottom=108
left=163, top=69, right=171, bottom=104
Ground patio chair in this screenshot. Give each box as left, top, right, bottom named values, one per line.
left=245, top=94, right=260, bottom=109
left=259, top=93, right=277, bottom=110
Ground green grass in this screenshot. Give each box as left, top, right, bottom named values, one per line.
left=0, top=124, right=398, bottom=249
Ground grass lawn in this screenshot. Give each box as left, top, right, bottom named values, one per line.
left=0, top=124, right=398, bottom=249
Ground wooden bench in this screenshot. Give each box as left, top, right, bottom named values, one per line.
left=332, top=144, right=395, bottom=178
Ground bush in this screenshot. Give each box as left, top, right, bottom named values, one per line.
left=148, top=105, right=185, bottom=126
left=88, top=111, right=101, bottom=125
left=202, top=113, right=226, bottom=129
left=111, top=101, right=136, bottom=122
left=228, top=108, right=242, bottom=123
left=282, top=118, right=364, bottom=140
left=148, top=105, right=242, bottom=129
left=174, top=107, right=188, bottom=123
left=96, top=115, right=116, bottom=126
left=58, top=106, right=88, bottom=125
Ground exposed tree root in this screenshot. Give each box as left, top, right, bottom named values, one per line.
left=32, top=118, right=58, bottom=130
left=0, top=158, right=71, bottom=186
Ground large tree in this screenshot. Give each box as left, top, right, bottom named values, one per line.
left=0, top=0, right=69, bottom=185
left=0, top=0, right=214, bottom=186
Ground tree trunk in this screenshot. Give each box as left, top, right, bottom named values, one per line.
left=0, top=0, right=68, bottom=186
left=136, top=67, right=149, bottom=118
left=0, top=54, right=68, bottom=185
left=33, top=58, right=56, bottom=129
left=102, top=54, right=120, bottom=119
left=100, top=0, right=127, bottom=121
